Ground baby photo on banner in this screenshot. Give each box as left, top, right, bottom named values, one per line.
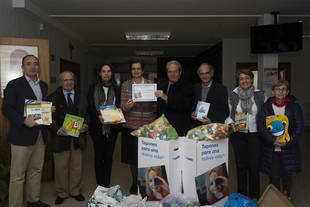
left=195, top=163, right=229, bottom=206
left=138, top=165, right=170, bottom=201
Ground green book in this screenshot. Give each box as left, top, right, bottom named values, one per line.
left=62, top=114, right=84, bottom=138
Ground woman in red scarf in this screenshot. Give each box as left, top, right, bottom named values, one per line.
left=258, top=80, right=304, bottom=201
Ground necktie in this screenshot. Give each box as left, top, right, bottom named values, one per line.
left=167, top=84, right=171, bottom=95
left=67, top=93, right=73, bottom=107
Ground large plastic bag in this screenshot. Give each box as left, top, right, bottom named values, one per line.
left=224, top=193, right=256, bottom=207
left=88, top=185, right=122, bottom=207
left=160, top=194, right=199, bottom=207
left=186, top=123, right=231, bottom=141
left=131, top=114, right=178, bottom=140
left=121, top=194, right=147, bottom=207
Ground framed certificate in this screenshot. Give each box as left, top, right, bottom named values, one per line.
left=132, top=83, right=157, bottom=102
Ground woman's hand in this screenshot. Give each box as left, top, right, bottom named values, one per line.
left=98, top=115, right=105, bottom=124
left=274, top=137, right=286, bottom=147
left=51, top=106, right=56, bottom=113
left=125, top=99, right=135, bottom=111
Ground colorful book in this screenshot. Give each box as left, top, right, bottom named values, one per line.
left=99, top=105, right=126, bottom=123
left=24, top=99, right=52, bottom=125
left=234, top=112, right=247, bottom=130
left=194, top=101, right=210, bottom=119
left=62, top=114, right=84, bottom=137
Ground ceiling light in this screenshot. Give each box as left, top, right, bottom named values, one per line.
left=135, top=50, right=164, bottom=56
left=125, top=32, right=170, bottom=40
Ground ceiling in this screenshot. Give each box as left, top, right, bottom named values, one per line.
left=30, top=0, right=310, bottom=57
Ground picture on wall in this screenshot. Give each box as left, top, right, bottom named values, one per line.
left=0, top=45, right=38, bottom=97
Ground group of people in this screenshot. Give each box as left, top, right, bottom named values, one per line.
left=2, top=55, right=303, bottom=207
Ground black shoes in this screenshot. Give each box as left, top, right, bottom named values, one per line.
left=55, top=196, right=68, bottom=205
left=55, top=194, right=84, bottom=205
left=27, top=200, right=50, bottom=207
left=70, top=194, right=85, bottom=201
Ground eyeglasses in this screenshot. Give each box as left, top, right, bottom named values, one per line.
left=62, top=78, right=74, bottom=82
left=274, top=87, right=287, bottom=91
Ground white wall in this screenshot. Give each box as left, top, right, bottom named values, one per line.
left=0, top=0, right=103, bottom=95
left=222, top=38, right=310, bottom=125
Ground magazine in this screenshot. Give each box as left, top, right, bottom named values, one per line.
left=24, top=99, right=52, bottom=125
left=62, top=114, right=84, bottom=137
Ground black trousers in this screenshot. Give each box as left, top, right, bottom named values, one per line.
left=91, top=130, right=118, bottom=187
left=269, top=152, right=292, bottom=195
left=230, top=132, right=261, bottom=198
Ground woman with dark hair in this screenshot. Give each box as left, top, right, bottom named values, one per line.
left=121, top=58, right=157, bottom=193
left=225, top=69, right=266, bottom=200
left=258, top=80, right=304, bottom=201
left=87, top=64, right=121, bottom=187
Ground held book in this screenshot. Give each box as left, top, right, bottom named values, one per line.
left=24, top=99, right=52, bottom=125
left=62, top=113, right=84, bottom=137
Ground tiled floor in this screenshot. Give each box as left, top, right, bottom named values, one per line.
left=1, top=127, right=310, bottom=207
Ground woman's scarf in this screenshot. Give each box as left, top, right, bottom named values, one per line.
left=237, top=85, right=255, bottom=114
left=94, top=80, right=115, bottom=137
left=272, top=96, right=290, bottom=107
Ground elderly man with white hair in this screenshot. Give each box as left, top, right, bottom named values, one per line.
left=48, top=71, right=89, bottom=205
left=156, top=60, right=194, bottom=136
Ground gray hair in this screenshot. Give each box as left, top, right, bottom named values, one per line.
left=58, top=71, right=75, bottom=81
left=166, top=60, right=182, bottom=73
left=197, top=63, right=215, bottom=75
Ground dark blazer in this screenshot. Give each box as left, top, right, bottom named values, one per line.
left=192, top=81, right=229, bottom=126
left=87, top=82, right=121, bottom=139
left=157, top=80, right=194, bottom=136
left=2, top=76, right=48, bottom=146
left=258, top=96, right=304, bottom=175
left=48, top=87, right=89, bottom=152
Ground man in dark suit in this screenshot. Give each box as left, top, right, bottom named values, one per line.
left=2, top=55, right=50, bottom=207
left=48, top=71, right=88, bottom=205
left=191, top=63, right=229, bottom=126
left=156, top=60, right=194, bottom=136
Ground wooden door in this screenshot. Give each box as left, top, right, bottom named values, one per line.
left=0, top=37, right=50, bottom=165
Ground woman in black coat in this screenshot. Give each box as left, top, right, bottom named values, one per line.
left=87, top=64, right=121, bottom=187
left=258, top=80, right=304, bottom=200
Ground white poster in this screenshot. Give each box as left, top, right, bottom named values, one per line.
left=0, top=45, right=38, bottom=97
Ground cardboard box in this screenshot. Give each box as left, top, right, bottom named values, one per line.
left=258, top=184, right=294, bottom=207
left=138, top=137, right=229, bottom=205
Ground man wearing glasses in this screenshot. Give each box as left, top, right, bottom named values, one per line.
left=191, top=63, right=229, bottom=126
left=48, top=71, right=88, bottom=205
